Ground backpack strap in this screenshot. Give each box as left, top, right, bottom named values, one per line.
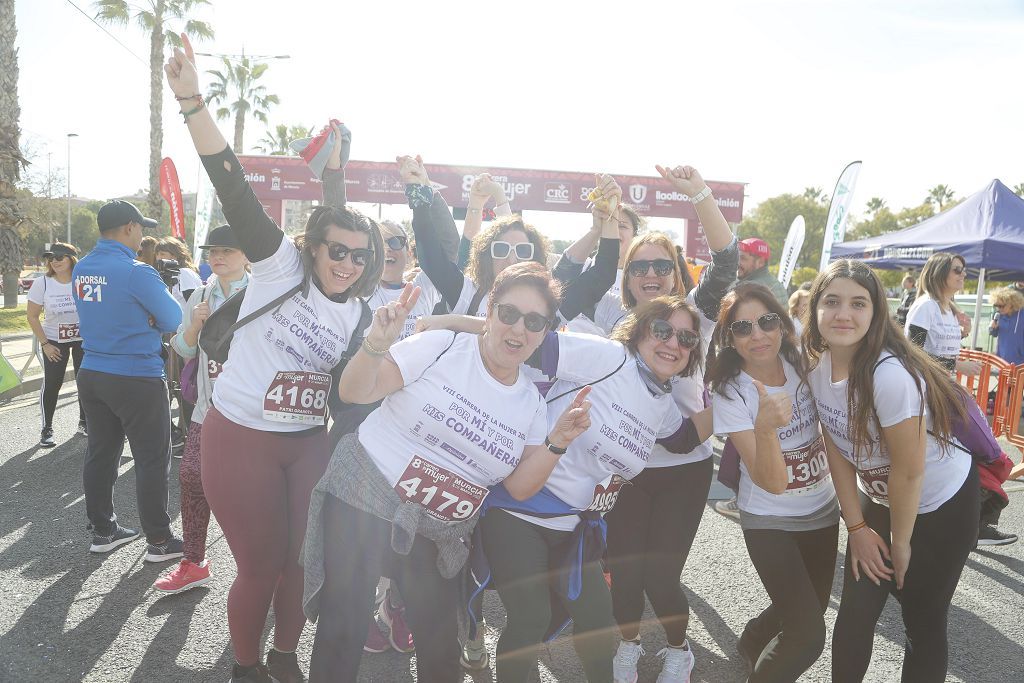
left=468, top=285, right=487, bottom=317
left=222, top=282, right=302, bottom=341
left=545, top=351, right=628, bottom=404
left=339, top=299, right=373, bottom=365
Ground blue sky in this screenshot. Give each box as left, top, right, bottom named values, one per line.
left=16, top=0, right=1024, bottom=239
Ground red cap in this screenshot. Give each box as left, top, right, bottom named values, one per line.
left=739, top=237, right=771, bottom=260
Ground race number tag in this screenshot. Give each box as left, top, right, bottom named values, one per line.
left=394, top=455, right=489, bottom=522
left=206, top=359, right=223, bottom=382
left=782, top=435, right=829, bottom=495
left=586, top=475, right=628, bottom=512
left=857, top=464, right=891, bottom=503
left=57, top=323, right=81, bottom=342
left=263, top=371, right=331, bottom=425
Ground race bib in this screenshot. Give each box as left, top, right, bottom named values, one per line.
left=586, top=475, right=628, bottom=512
left=394, top=455, right=489, bottom=522
left=782, top=435, right=830, bottom=496
left=206, top=359, right=223, bottom=382
left=857, top=464, right=891, bottom=503
left=263, top=371, right=331, bottom=425
left=57, top=323, right=81, bottom=342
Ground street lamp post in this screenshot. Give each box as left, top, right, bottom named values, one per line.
left=66, top=133, right=78, bottom=244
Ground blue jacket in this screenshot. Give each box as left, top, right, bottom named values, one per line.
left=73, top=239, right=182, bottom=377
left=991, top=310, right=1024, bottom=365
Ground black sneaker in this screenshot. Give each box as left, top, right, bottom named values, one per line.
left=39, top=427, right=56, bottom=448
left=229, top=663, right=278, bottom=683
left=145, top=535, right=185, bottom=563
left=977, top=525, right=1019, bottom=547
left=90, top=525, right=141, bottom=553
left=267, top=649, right=304, bottom=683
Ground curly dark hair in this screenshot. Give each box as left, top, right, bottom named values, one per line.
left=467, top=216, right=549, bottom=295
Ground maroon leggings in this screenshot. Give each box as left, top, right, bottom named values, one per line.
left=201, top=407, right=330, bottom=666
left=179, top=421, right=209, bottom=565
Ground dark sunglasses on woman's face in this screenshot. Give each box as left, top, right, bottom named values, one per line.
left=628, top=259, right=674, bottom=278
left=45, top=254, right=69, bottom=262
left=490, top=241, right=535, bottom=261
left=325, top=241, right=372, bottom=266
left=649, top=319, right=700, bottom=349
left=951, top=265, right=966, bottom=275
left=729, top=312, right=782, bottom=337
left=385, top=235, right=408, bottom=251
left=495, top=303, right=553, bottom=333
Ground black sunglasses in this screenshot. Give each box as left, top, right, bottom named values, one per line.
left=628, top=259, right=675, bottom=278
left=951, top=265, right=965, bottom=275
left=325, top=241, right=373, bottom=266
left=495, top=303, right=553, bottom=333
left=729, top=312, right=782, bottom=338
left=385, top=235, right=408, bottom=251
left=45, top=254, right=70, bottom=261
left=491, top=241, right=535, bottom=261
left=649, top=319, right=700, bottom=349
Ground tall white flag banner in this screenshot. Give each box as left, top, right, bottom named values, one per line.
left=778, top=215, right=806, bottom=288
left=193, top=167, right=215, bottom=264
left=818, top=161, right=862, bottom=271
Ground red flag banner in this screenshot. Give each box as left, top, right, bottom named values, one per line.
left=159, top=157, right=186, bottom=240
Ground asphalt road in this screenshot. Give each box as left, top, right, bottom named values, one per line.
left=1, top=383, right=1022, bottom=682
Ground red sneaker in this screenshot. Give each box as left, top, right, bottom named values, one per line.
left=364, top=617, right=391, bottom=654
left=380, top=595, right=415, bottom=653
left=153, top=559, right=211, bottom=594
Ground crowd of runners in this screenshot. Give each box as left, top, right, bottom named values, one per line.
left=22, top=33, right=1019, bottom=683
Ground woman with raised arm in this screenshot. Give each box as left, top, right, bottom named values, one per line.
left=707, top=283, right=838, bottom=682
left=302, top=262, right=592, bottom=683
left=805, top=260, right=976, bottom=683
left=165, top=37, right=385, bottom=683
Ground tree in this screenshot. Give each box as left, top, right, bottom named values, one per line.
left=802, top=187, right=826, bottom=203
left=93, top=0, right=214, bottom=221
left=925, top=184, right=955, bottom=210
left=865, top=197, right=887, bottom=215
left=255, top=124, right=312, bottom=156
left=0, top=0, right=28, bottom=308
left=736, top=192, right=830, bottom=270
left=206, top=56, right=280, bottom=152
left=1012, top=183, right=1024, bottom=198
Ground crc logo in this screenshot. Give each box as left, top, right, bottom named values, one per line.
left=544, top=183, right=571, bottom=203
left=628, top=184, right=647, bottom=203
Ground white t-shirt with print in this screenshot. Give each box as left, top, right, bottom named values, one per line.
left=170, top=268, right=204, bottom=310
left=713, top=358, right=836, bottom=517
left=359, top=331, right=548, bottom=494
left=905, top=296, right=961, bottom=360
left=366, top=270, right=443, bottom=342
left=452, top=275, right=488, bottom=316
left=515, top=333, right=684, bottom=531
left=808, top=351, right=970, bottom=513
left=211, top=238, right=366, bottom=431
left=28, top=276, right=80, bottom=342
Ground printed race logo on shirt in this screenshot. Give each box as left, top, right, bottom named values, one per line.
left=74, top=275, right=107, bottom=302
left=263, top=371, right=331, bottom=425
left=394, top=455, right=489, bottom=522
left=57, top=323, right=81, bottom=342
left=586, top=474, right=628, bottom=513
left=858, top=464, right=891, bottom=502
left=782, top=435, right=830, bottom=495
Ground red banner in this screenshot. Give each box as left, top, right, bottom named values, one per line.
left=159, top=157, right=186, bottom=240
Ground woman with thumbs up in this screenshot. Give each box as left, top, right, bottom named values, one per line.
left=706, top=282, right=839, bottom=682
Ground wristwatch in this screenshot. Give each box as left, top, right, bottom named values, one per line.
left=544, top=436, right=567, bottom=455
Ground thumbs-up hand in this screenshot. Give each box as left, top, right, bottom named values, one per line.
left=752, top=380, right=793, bottom=431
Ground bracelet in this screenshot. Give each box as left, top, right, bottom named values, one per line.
left=467, top=207, right=484, bottom=214
left=175, top=94, right=204, bottom=103
left=361, top=338, right=390, bottom=357
left=689, top=185, right=713, bottom=204
left=181, top=101, right=205, bottom=122
left=846, top=520, right=868, bottom=534
left=544, top=436, right=567, bottom=455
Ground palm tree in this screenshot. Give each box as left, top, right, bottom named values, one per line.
left=1012, top=183, right=1024, bottom=198
left=925, top=184, right=955, bottom=210
left=93, top=1, right=214, bottom=221
left=206, top=57, right=280, bottom=152
left=255, top=124, right=313, bottom=156
left=865, top=197, right=887, bottom=215
left=802, top=187, right=825, bottom=203
left=0, top=0, right=27, bottom=308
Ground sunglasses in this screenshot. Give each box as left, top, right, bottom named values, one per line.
left=628, top=259, right=675, bottom=278
left=325, top=241, right=373, bottom=266
left=494, top=303, right=554, bottom=333
left=491, top=241, right=535, bottom=261
left=951, top=265, right=966, bottom=275
left=649, top=319, right=700, bottom=349
left=384, top=235, right=408, bottom=251
left=728, top=312, right=782, bottom=338
left=45, top=254, right=70, bottom=261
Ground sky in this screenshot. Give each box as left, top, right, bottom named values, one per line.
left=15, top=0, right=1024, bottom=241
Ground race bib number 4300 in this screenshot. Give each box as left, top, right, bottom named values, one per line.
left=263, top=371, right=330, bottom=425
left=782, top=436, right=830, bottom=496
left=394, top=455, right=489, bottom=522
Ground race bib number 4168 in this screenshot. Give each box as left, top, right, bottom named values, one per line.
left=263, top=371, right=330, bottom=425
left=394, top=455, right=489, bottom=522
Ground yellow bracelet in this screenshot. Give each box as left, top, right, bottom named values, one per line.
left=361, top=338, right=389, bottom=357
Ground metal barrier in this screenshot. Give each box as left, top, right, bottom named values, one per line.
left=0, top=333, right=42, bottom=384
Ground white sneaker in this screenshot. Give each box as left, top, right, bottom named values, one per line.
left=613, top=639, right=645, bottom=683
left=714, top=497, right=740, bottom=521
left=656, top=644, right=695, bottom=683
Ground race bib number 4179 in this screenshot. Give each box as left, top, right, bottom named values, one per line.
left=394, top=455, right=489, bottom=522
left=263, top=371, right=330, bottom=425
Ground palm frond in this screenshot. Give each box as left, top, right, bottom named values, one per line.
left=92, top=0, right=131, bottom=24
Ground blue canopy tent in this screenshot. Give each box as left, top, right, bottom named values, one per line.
left=832, top=179, right=1024, bottom=346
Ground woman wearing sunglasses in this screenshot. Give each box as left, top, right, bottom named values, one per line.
left=303, top=262, right=594, bottom=683
left=166, top=38, right=385, bottom=683
left=904, top=252, right=980, bottom=377
left=27, top=242, right=85, bottom=447
left=706, top=283, right=838, bottom=682
left=805, top=260, right=975, bottom=683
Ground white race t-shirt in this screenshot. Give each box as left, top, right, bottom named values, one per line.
left=212, top=238, right=366, bottom=431
left=359, top=331, right=548, bottom=495
left=170, top=268, right=204, bottom=310
left=514, top=333, right=683, bottom=531
left=366, top=271, right=443, bottom=342
left=808, top=351, right=970, bottom=513
left=28, top=276, right=80, bottom=342
left=905, top=296, right=961, bottom=360
left=713, top=358, right=836, bottom=517
left=452, top=276, right=488, bottom=316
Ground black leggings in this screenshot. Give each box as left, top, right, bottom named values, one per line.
left=481, top=509, right=616, bottom=683
left=309, top=497, right=462, bottom=683
left=39, top=339, right=84, bottom=428
left=832, top=465, right=979, bottom=683
left=741, top=523, right=839, bottom=682
left=605, top=456, right=714, bottom=645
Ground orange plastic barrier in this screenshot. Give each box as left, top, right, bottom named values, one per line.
left=958, top=350, right=1024, bottom=479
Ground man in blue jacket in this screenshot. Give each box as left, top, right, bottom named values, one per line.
left=74, top=200, right=185, bottom=560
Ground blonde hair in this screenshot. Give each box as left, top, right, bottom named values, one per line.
left=992, top=287, right=1024, bottom=314
left=620, top=232, right=686, bottom=309
left=788, top=289, right=810, bottom=317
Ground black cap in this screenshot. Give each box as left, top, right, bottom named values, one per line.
left=97, top=200, right=158, bottom=231
left=42, top=244, right=79, bottom=259
left=198, top=224, right=241, bottom=249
